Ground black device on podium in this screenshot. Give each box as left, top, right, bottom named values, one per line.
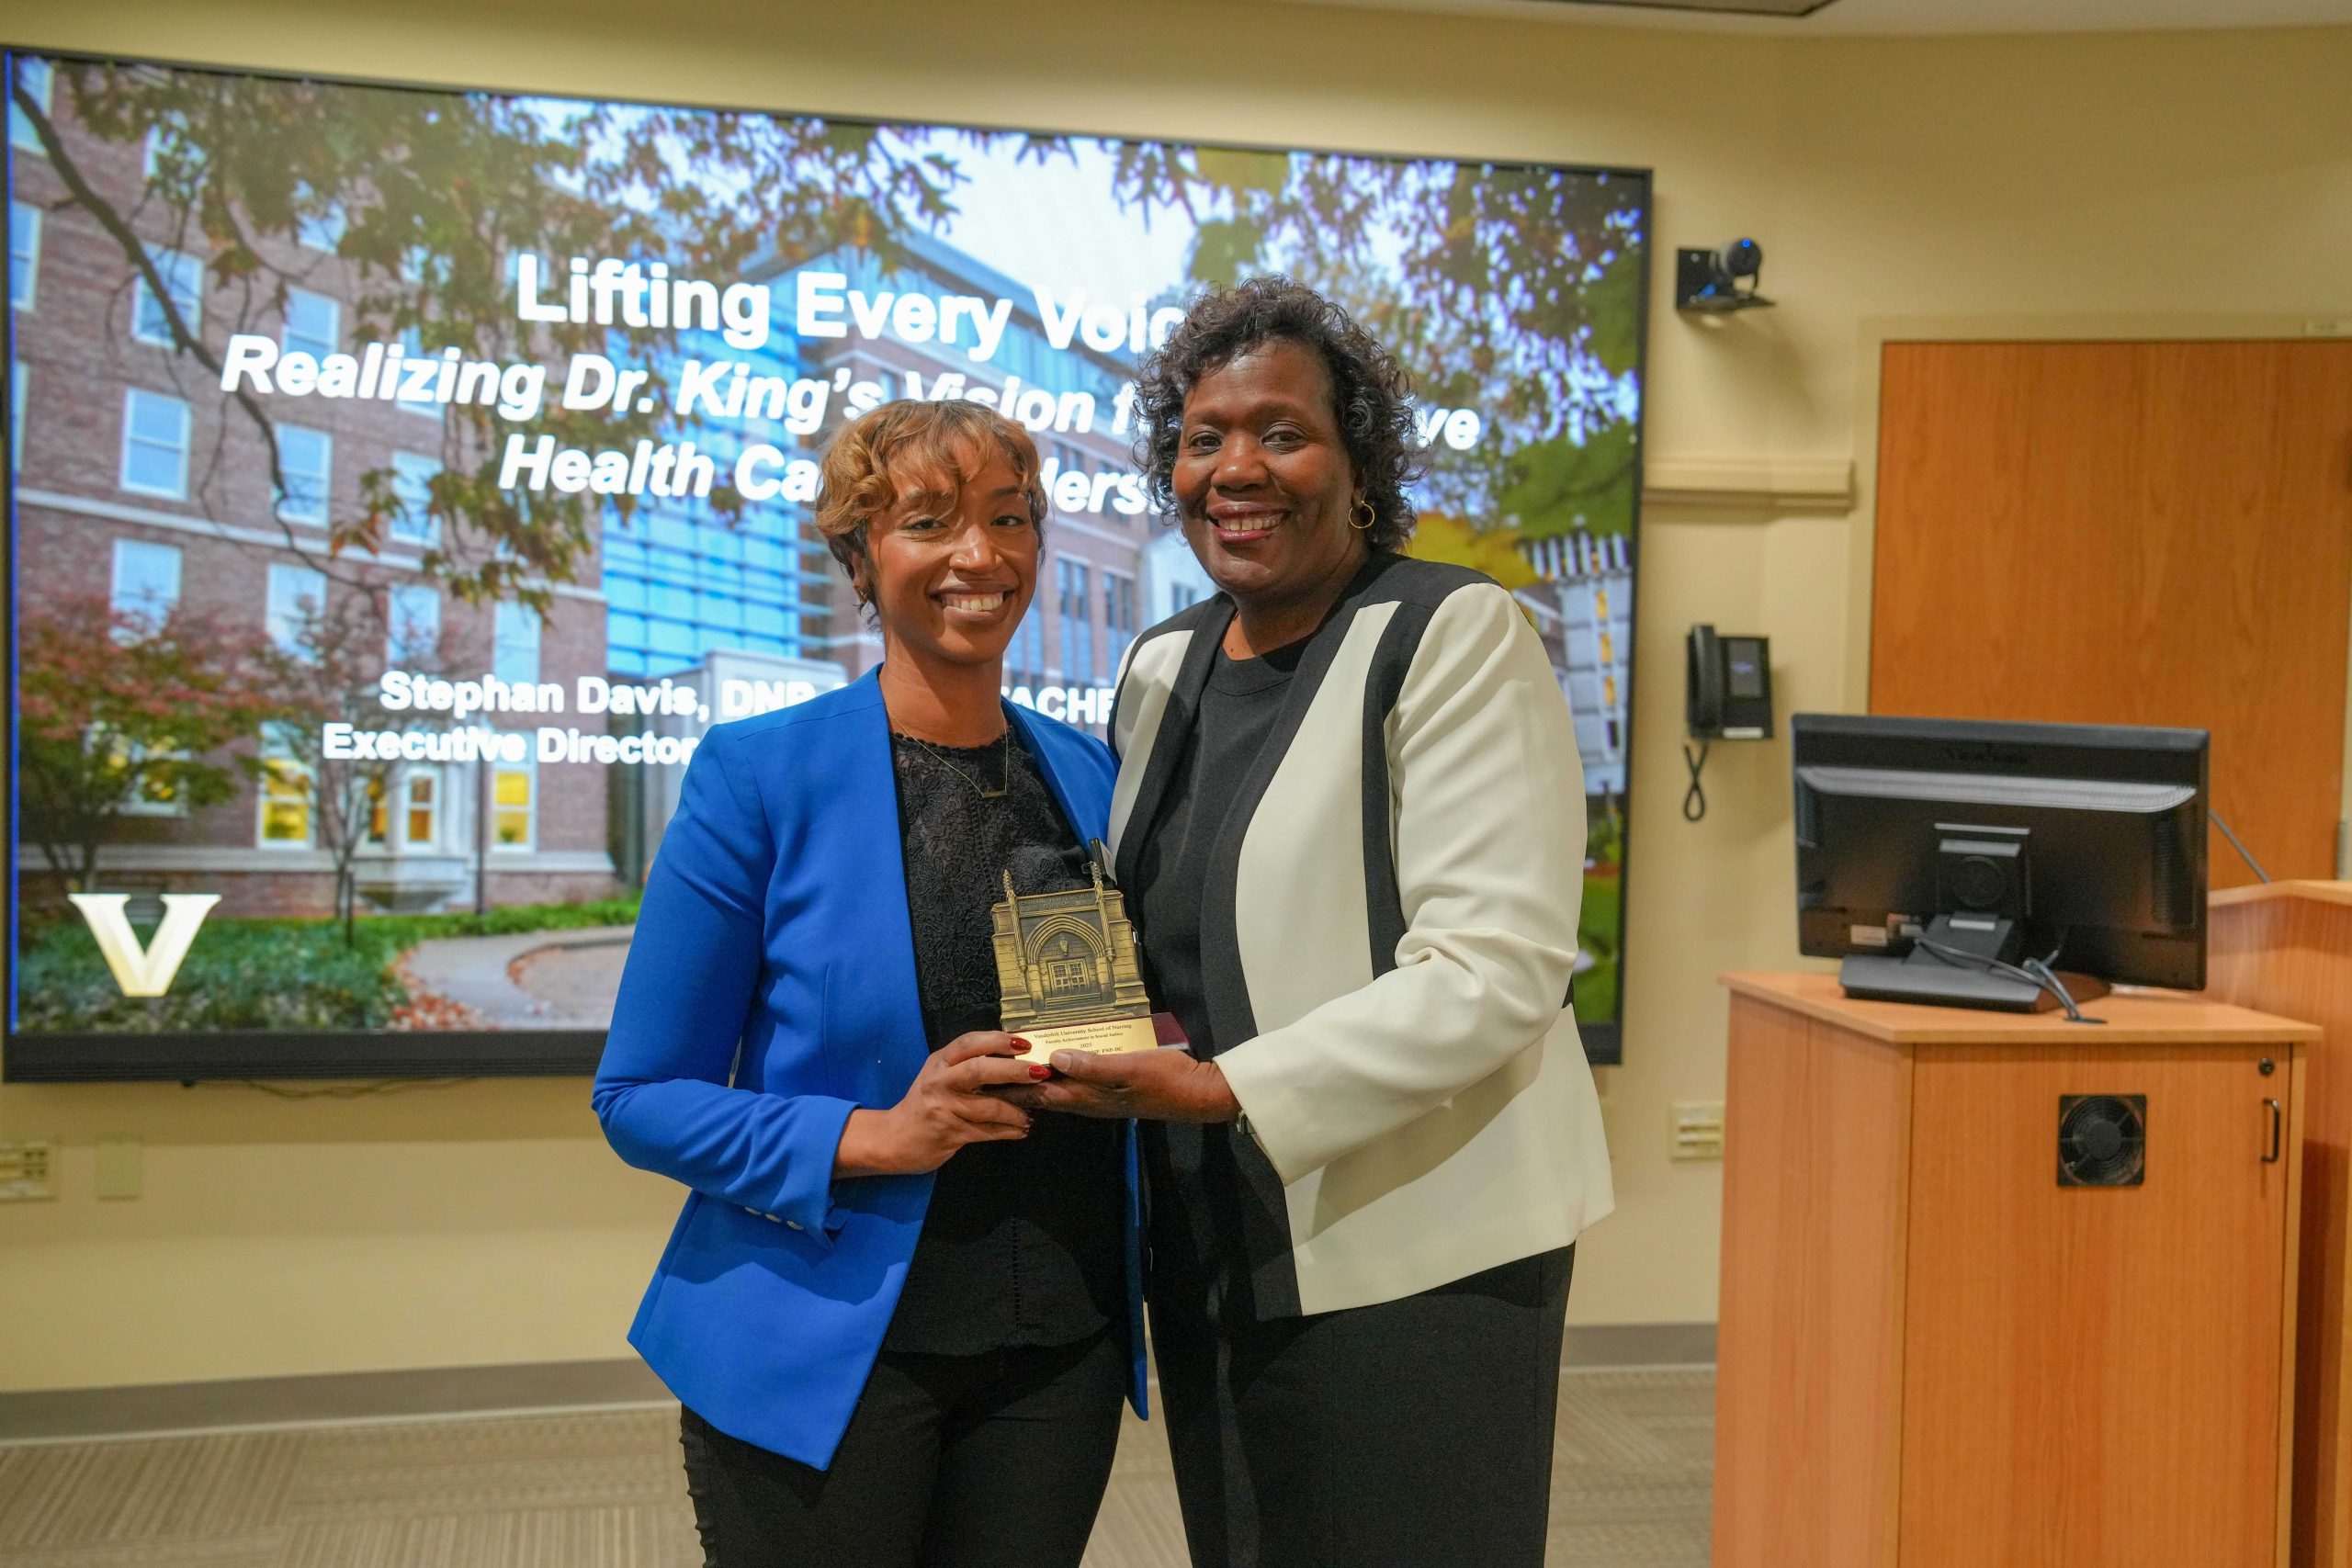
left=1790, top=714, right=2208, bottom=1013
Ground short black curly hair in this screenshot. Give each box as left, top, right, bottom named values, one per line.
left=1133, top=276, right=1424, bottom=552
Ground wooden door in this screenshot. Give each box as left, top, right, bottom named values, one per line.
left=1871, top=340, right=2352, bottom=887
left=1898, top=1043, right=2298, bottom=1568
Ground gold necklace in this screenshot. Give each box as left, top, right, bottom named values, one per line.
left=903, top=728, right=1011, bottom=799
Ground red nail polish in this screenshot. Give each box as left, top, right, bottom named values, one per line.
left=1030, top=1064, right=1052, bottom=1079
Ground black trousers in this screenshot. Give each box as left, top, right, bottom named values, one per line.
left=1150, top=1247, right=1575, bottom=1568
left=676, top=1329, right=1125, bottom=1568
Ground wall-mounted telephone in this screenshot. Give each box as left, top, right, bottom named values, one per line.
left=1683, top=625, right=1773, bottom=820
left=1687, top=626, right=1774, bottom=740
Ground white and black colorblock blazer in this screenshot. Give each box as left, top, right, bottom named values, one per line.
left=1108, top=553, right=1614, bottom=1317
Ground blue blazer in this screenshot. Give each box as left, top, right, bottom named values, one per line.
left=593, top=669, right=1147, bottom=1469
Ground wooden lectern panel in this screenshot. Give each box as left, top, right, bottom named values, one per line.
left=1899, top=1042, right=2300, bottom=1568
left=2211, top=883, right=2352, bottom=1568
left=1713, top=995, right=1912, bottom=1568
left=1715, top=974, right=2312, bottom=1568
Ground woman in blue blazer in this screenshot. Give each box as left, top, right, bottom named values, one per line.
left=594, top=400, right=1145, bottom=1568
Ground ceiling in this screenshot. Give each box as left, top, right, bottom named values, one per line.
left=1290, top=0, right=2352, bottom=33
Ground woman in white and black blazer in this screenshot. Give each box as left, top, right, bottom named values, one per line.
left=1009, top=278, right=1613, bottom=1568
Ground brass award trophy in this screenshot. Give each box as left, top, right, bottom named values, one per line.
left=991, top=843, right=1168, bottom=1064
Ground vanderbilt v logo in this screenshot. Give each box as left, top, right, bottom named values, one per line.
left=67, top=894, right=221, bottom=998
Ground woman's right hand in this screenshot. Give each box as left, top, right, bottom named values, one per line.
left=832, top=1032, right=1046, bottom=1177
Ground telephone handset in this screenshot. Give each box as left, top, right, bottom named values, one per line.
left=1683, top=625, right=1773, bottom=820
left=1686, top=624, right=1772, bottom=740
left=1688, top=625, right=1727, bottom=736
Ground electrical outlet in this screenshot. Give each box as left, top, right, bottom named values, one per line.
left=1670, top=1103, right=1726, bottom=1161
left=96, top=1139, right=142, bottom=1201
left=0, top=1141, right=58, bottom=1201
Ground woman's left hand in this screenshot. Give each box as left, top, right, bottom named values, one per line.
left=998, top=1049, right=1241, bottom=1122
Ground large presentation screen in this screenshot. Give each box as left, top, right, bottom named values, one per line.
left=4, top=49, right=1648, bottom=1078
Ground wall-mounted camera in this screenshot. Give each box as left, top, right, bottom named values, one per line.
left=1675, top=240, right=1774, bottom=313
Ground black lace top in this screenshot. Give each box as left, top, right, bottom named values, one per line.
left=878, top=725, right=1126, bottom=1356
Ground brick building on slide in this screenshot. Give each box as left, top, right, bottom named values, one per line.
left=8, top=59, right=618, bottom=918
left=8, top=56, right=1230, bottom=922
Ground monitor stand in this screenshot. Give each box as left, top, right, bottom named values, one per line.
left=1838, top=916, right=2111, bottom=1014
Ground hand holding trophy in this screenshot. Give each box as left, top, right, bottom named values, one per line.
left=992, top=843, right=1239, bottom=1124
left=989, top=842, right=1171, bottom=1065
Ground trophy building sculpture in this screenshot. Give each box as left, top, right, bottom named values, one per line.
left=991, top=843, right=1165, bottom=1060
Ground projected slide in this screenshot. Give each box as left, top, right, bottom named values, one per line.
left=5, top=51, right=1647, bottom=1073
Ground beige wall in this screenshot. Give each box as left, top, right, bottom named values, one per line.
left=3, top=0, right=2347, bottom=1391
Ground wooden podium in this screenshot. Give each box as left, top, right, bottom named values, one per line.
left=2211, top=883, right=2352, bottom=1568
left=1713, top=972, right=2312, bottom=1568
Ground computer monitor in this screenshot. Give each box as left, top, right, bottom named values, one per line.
left=1791, top=715, right=2209, bottom=1013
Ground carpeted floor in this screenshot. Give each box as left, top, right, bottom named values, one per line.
left=0, top=1367, right=1713, bottom=1566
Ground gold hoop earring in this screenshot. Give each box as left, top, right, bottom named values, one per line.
left=1349, top=497, right=1376, bottom=532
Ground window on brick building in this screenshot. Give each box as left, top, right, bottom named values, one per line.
left=1007, top=597, right=1046, bottom=688
left=294, top=187, right=347, bottom=254
left=131, top=244, right=203, bottom=346
left=119, top=389, right=191, bottom=499
left=494, top=602, right=541, bottom=686
left=402, top=770, right=441, bottom=849
left=110, top=538, right=182, bottom=637
left=393, top=326, right=445, bottom=419
left=282, top=288, right=338, bottom=361
left=1056, top=443, right=1093, bottom=517
left=8, top=58, right=51, bottom=154
left=9, top=199, right=38, bottom=311
left=275, top=424, right=332, bottom=525
left=142, top=117, right=205, bottom=188
left=386, top=584, right=439, bottom=668
left=361, top=768, right=438, bottom=850
left=266, top=562, right=325, bottom=658
left=1057, top=557, right=1093, bottom=683
left=256, top=723, right=314, bottom=847
left=492, top=760, right=537, bottom=850
left=390, top=452, right=441, bottom=546
left=1104, top=571, right=1136, bottom=668
left=107, top=732, right=191, bottom=818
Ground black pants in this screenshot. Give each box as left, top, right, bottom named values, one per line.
left=1150, top=1247, right=1575, bottom=1568
left=676, top=1329, right=1125, bottom=1568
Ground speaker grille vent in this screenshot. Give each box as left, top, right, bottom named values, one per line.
left=2058, top=1094, right=2145, bottom=1187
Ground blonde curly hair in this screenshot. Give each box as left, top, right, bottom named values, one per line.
left=814, top=400, right=1048, bottom=613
